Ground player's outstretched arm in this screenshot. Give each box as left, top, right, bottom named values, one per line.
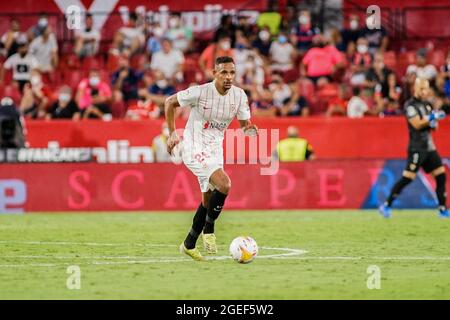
left=164, top=94, right=181, bottom=154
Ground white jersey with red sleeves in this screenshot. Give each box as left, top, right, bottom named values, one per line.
left=176, top=80, right=250, bottom=149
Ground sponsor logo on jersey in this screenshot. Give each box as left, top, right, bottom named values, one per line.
left=203, top=121, right=227, bottom=130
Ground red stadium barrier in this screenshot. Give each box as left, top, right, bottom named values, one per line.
left=2, top=160, right=448, bottom=212
left=24, top=118, right=450, bottom=159
left=0, top=161, right=383, bottom=212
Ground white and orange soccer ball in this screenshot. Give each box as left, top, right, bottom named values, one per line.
left=229, top=236, right=258, bottom=264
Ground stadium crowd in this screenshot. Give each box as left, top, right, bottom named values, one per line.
left=1, top=8, right=450, bottom=121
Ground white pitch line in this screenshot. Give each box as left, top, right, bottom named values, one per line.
left=0, top=243, right=308, bottom=267
left=0, top=240, right=177, bottom=247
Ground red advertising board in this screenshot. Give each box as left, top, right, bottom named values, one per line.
left=23, top=118, right=450, bottom=159
left=0, top=161, right=384, bottom=212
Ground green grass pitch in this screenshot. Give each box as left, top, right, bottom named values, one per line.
left=0, top=210, right=449, bottom=299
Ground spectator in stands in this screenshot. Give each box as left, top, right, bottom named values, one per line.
left=139, top=70, right=176, bottom=110
left=74, top=13, right=101, bottom=58
left=438, top=51, right=450, bottom=99
left=401, top=70, right=417, bottom=103
left=19, top=70, right=51, bottom=119
left=250, top=87, right=278, bottom=117
left=46, top=86, right=80, bottom=120
left=280, top=6, right=298, bottom=34
left=252, top=26, right=272, bottom=58
left=28, top=12, right=49, bottom=41
left=152, top=122, right=172, bottom=162
left=364, top=51, right=393, bottom=94
left=289, top=9, right=320, bottom=54
left=0, top=97, right=25, bottom=148
left=150, top=38, right=184, bottom=83
left=146, top=22, right=164, bottom=54
left=439, top=51, right=450, bottom=81
left=76, top=69, right=112, bottom=120
left=380, top=72, right=402, bottom=101
left=406, top=48, right=437, bottom=81
left=236, top=13, right=255, bottom=41
left=268, top=71, right=292, bottom=111
left=269, top=32, right=296, bottom=72
left=361, top=14, right=389, bottom=54
left=111, top=12, right=145, bottom=56
left=111, top=55, right=144, bottom=104
left=348, top=37, right=372, bottom=86
left=256, top=8, right=282, bottom=36
left=326, top=84, right=348, bottom=116
left=29, top=25, right=58, bottom=74
left=347, top=86, right=370, bottom=118
left=199, top=34, right=234, bottom=80
left=433, top=92, right=450, bottom=115
left=125, top=95, right=160, bottom=120
left=268, top=71, right=309, bottom=116
left=273, top=126, right=315, bottom=162
left=0, top=35, right=38, bottom=92
left=382, top=97, right=402, bottom=116
left=166, top=12, right=193, bottom=54
left=214, top=15, right=237, bottom=46
left=234, top=34, right=253, bottom=82
left=238, top=50, right=265, bottom=92
left=300, top=34, right=342, bottom=84
left=1, top=18, right=23, bottom=58
left=340, top=14, right=362, bottom=53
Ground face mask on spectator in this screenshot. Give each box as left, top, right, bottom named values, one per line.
left=59, top=93, right=71, bottom=103
left=38, top=18, right=48, bottom=28
left=278, top=35, right=287, bottom=44
left=259, top=30, right=270, bottom=42
left=153, top=27, right=164, bottom=38
left=350, top=20, right=359, bottom=30
left=89, top=76, right=100, bottom=87
left=245, top=61, right=254, bottom=69
left=299, top=15, right=310, bottom=25
left=169, top=18, right=179, bottom=29
left=157, top=79, right=168, bottom=88
left=220, top=41, right=231, bottom=50
left=357, top=44, right=368, bottom=54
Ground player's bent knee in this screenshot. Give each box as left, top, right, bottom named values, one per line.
left=431, top=166, right=446, bottom=177
left=403, top=170, right=416, bottom=180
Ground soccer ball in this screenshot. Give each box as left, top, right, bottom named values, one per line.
left=229, top=236, right=258, bottom=264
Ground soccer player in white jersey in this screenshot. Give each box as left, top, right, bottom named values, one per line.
left=164, top=56, right=258, bottom=261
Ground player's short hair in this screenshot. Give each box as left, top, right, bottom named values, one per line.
left=215, top=56, right=234, bottom=66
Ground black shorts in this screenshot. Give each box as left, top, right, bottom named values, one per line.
left=405, top=150, right=443, bottom=173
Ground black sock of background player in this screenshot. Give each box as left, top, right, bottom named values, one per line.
left=203, top=190, right=228, bottom=234
left=386, top=176, right=413, bottom=207
left=184, top=203, right=207, bottom=249
left=435, top=173, right=447, bottom=210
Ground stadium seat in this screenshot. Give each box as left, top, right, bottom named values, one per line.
left=2, top=85, right=21, bottom=104
left=64, top=70, right=85, bottom=90
left=297, top=78, right=315, bottom=103
left=81, top=56, right=104, bottom=71
left=130, top=54, right=147, bottom=71
left=313, top=83, right=339, bottom=114
left=428, top=49, right=446, bottom=68
left=383, top=51, right=397, bottom=70
left=106, top=54, right=120, bottom=73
